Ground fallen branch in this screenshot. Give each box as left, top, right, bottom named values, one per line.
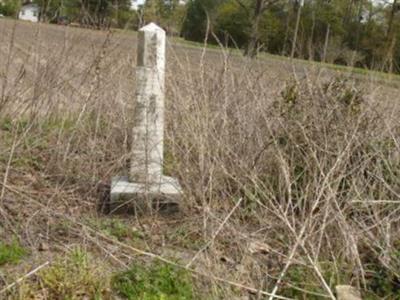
left=0, top=261, right=50, bottom=294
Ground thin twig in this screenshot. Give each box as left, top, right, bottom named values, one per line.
left=186, top=197, right=243, bottom=268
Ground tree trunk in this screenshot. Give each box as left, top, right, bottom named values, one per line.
left=40, top=0, right=50, bottom=22
left=387, top=0, right=398, bottom=40
left=354, top=0, right=363, bottom=51
left=343, top=0, right=354, bottom=27
left=322, top=23, right=330, bottom=63
left=290, top=0, right=302, bottom=59
left=307, top=9, right=315, bottom=61
left=387, top=35, right=397, bottom=73
left=385, top=0, right=398, bottom=72
left=245, top=0, right=265, bottom=57
left=281, top=2, right=291, bottom=56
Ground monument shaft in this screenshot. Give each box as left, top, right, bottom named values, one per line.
left=130, top=24, right=166, bottom=184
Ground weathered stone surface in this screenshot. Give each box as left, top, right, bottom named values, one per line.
left=110, top=23, right=181, bottom=214
left=336, top=285, right=362, bottom=300
left=130, top=23, right=166, bottom=184
left=110, top=176, right=181, bottom=214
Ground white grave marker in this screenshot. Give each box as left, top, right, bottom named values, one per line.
left=110, top=23, right=181, bottom=213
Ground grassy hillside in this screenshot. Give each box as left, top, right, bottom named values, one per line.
left=1, top=19, right=400, bottom=299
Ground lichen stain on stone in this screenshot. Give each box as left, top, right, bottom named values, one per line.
left=137, top=32, right=145, bottom=67
left=133, top=101, right=145, bottom=126
left=148, top=34, right=158, bottom=66
left=148, top=94, right=158, bottom=123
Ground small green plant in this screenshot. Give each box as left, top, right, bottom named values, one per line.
left=103, top=219, right=137, bottom=241
left=280, top=82, right=298, bottom=109
left=281, top=262, right=353, bottom=299
left=0, top=117, right=30, bottom=134
left=163, top=142, right=177, bottom=177
left=364, top=251, right=400, bottom=299
left=35, top=247, right=110, bottom=300
left=0, top=240, right=27, bottom=266
left=0, top=117, right=13, bottom=132
left=281, top=264, right=325, bottom=299
left=112, top=261, right=194, bottom=300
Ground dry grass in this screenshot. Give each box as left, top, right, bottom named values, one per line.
left=1, top=19, right=400, bottom=299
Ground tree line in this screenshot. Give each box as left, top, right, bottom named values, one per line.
left=0, top=0, right=185, bottom=30
left=1, top=0, right=400, bottom=73
left=182, top=0, right=400, bottom=73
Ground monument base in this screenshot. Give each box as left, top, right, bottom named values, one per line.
left=109, top=176, right=181, bottom=214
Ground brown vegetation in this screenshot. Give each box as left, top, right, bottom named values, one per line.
left=1, top=19, right=400, bottom=299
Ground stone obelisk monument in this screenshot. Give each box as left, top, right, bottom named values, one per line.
left=110, top=23, right=181, bottom=214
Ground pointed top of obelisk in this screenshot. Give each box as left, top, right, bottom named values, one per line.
left=139, top=22, right=165, bottom=33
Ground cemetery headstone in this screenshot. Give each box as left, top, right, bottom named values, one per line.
left=110, top=23, right=181, bottom=214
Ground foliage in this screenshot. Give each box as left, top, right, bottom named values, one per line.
left=33, top=0, right=62, bottom=22
left=215, top=1, right=250, bottom=47
left=179, top=0, right=400, bottom=72
left=0, top=0, right=20, bottom=17
left=181, top=0, right=222, bottom=42
left=33, top=0, right=132, bottom=27
left=143, top=0, right=186, bottom=34
left=112, top=261, right=194, bottom=300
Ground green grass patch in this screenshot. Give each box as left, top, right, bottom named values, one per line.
left=0, top=240, right=27, bottom=266
left=87, top=217, right=144, bottom=242
left=112, top=261, right=194, bottom=300
left=19, top=247, right=111, bottom=299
